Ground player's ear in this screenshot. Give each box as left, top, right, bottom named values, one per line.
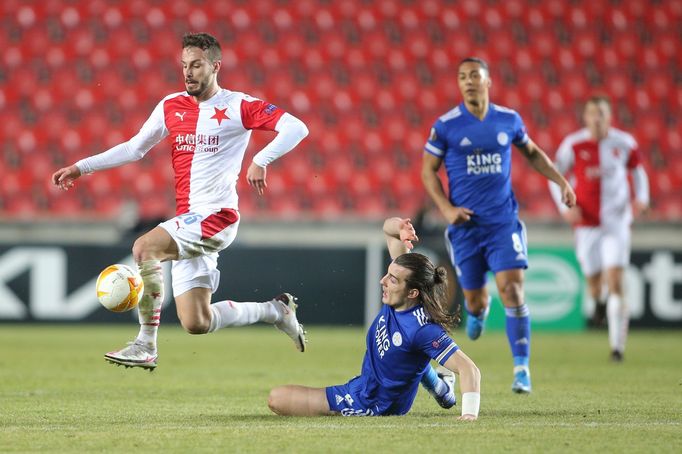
left=213, top=60, right=221, bottom=73
left=407, top=288, right=420, bottom=299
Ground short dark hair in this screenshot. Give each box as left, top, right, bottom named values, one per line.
left=182, top=32, right=221, bottom=62
left=585, top=94, right=611, bottom=108
left=458, top=57, right=490, bottom=75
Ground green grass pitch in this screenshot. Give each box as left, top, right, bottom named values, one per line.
left=0, top=324, right=680, bottom=453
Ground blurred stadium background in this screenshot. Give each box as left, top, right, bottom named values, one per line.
left=0, top=0, right=680, bottom=330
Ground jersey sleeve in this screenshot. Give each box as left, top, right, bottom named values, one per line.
left=625, top=135, right=642, bottom=169
left=424, top=121, right=447, bottom=158
left=413, top=324, right=459, bottom=365
left=512, top=112, right=530, bottom=146
left=75, top=100, right=168, bottom=174
left=240, top=97, right=286, bottom=131
left=128, top=99, right=169, bottom=155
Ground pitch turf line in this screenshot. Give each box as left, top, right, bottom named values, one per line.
left=0, top=325, right=680, bottom=453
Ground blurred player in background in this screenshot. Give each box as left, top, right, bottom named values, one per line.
left=268, top=218, right=481, bottom=420
left=51, top=32, right=309, bottom=370
left=549, top=96, right=649, bottom=362
left=421, top=58, right=576, bottom=393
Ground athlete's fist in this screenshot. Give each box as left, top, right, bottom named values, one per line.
left=51, top=165, right=81, bottom=191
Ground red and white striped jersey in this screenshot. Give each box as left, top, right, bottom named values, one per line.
left=553, top=127, right=644, bottom=227
left=131, top=89, right=285, bottom=215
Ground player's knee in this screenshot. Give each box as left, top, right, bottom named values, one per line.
left=179, top=316, right=210, bottom=335
left=268, top=388, right=286, bottom=415
left=500, top=281, right=523, bottom=305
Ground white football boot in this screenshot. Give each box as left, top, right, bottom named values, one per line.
left=104, top=341, right=158, bottom=370
left=273, top=293, right=307, bottom=352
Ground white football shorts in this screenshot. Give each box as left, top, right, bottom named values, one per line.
left=574, top=223, right=631, bottom=277
left=158, top=208, right=240, bottom=297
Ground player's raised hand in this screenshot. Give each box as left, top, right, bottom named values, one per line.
left=561, top=182, right=576, bottom=208
left=246, top=162, right=267, bottom=195
left=398, top=218, right=419, bottom=250
left=51, top=165, right=81, bottom=191
left=443, top=205, right=474, bottom=225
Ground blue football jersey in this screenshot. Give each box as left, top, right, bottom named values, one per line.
left=424, top=102, right=529, bottom=224
left=353, top=304, right=459, bottom=415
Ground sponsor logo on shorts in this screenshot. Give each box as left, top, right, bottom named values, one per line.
left=344, top=394, right=354, bottom=406
left=340, top=408, right=374, bottom=417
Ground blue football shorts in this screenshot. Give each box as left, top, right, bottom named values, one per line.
left=445, top=219, right=528, bottom=290
left=326, top=376, right=377, bottom=417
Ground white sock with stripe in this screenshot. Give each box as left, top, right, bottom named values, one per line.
left=208, top=300, right=281, bottom=332
left=134, top=260, right=163, bottom=351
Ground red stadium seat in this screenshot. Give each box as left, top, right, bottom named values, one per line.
left=0, top=0, right=678, bottom=222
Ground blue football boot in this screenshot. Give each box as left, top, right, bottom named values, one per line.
left=465, top=305, right=490, bottom=340
left=511, top=366, right=532, bottom=394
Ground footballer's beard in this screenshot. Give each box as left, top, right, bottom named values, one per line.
left=185, top=78, right=209, bottom=97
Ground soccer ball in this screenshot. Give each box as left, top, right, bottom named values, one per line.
left=96, top=264, right=144, bottom=312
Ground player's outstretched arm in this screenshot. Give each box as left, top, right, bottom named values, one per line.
left=248, top=113, right=309, bottom=195
left=443, top=349, right=481, bottom=420
left=383, top=217, right=419, bottom=259
left=631, top=165, right=650, bottom=218
left=517, top=140, right=576, bottom=208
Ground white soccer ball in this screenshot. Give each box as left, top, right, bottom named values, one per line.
left=96, top=264, right=144, bottom=312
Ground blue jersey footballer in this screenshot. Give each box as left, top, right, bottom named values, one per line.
left=268, top=218, right=481, bottom=420
left=422, top=58, right=576, bottom=393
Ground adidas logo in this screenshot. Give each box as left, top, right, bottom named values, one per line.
left=460, top=137, right=472, bottom=146
left=515, top=337, right=529, bottom=345
left=515, top=253, right=526, bottom=261
left=335, top=394, right=344, bottom=405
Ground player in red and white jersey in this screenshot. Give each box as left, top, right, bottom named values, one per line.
left=52, top=33, right=309, bottom=369
left=549, top=96, right=649, bottom=362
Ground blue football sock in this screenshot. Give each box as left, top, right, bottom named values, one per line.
left=420, top=365, right=447, bottom=396
left=505, top=304, right=530, bottom=364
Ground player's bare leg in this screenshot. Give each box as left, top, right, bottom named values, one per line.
left=495, top=269, right=531, bottom=393
left=176, top=288, right=307, bottom=352
left=605, top=266, right=627, bottom=361
left=268, top=386, right=335, bottom=416
left=104, top=227, right=178, bottom=370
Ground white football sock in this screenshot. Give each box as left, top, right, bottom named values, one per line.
left=208, top=300, right=281, bottom=332
left=135, top=260, right=163, bottom=350
left=607, top=294, right=628, bottom=353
